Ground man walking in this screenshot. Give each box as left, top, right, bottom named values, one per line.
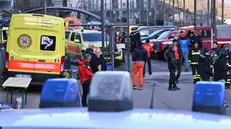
left=167, top=45, right=181, bottom=91
left=132, top=41, right=148, bottom=90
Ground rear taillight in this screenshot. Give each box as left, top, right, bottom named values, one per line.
left=5, top=52, right=9, bottom=71
left=60, top=56, right=65, bottom=75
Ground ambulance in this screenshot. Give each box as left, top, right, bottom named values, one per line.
left=3, top=14, right=65, bottom=85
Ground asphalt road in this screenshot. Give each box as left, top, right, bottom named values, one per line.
left=0, top=59, right=231, bottom=116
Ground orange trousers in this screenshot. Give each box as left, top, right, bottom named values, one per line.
left=133, top=61, right=144, bottom=87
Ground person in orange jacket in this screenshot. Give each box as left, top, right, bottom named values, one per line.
left=142, top=39, right=154, bottom=77
left=78, top=53, right=93, bottom=107
left=132, top=41, right=148, bottom=90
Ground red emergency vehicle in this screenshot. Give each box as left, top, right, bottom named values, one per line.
left=154, top=25, right=231, bottom=60
left=152, top=30, right=178, bottom=60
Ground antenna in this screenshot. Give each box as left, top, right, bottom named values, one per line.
left=150, top=82, right=155, bottom=109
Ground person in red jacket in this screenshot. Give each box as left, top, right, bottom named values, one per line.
left=142, top=39, right=154, bottom=77
left=78, top=53, right=93, bottom=107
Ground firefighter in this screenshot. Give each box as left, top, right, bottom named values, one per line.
left=213, top=51, right=228, bottom=82
left=167, top=45, right=181, bottom=91
left=173, top=39, right=182, bottom=84
left=130, top=28, right=141, bottom=52
left=189, top=42, right=201, bottom=84
left=142, top=39, right=153, bottom=77
left=132, top=41, right=148, bottom=90
left=225, top=52, right=231, bottom=89
left=198, top=48, right=213, bottom=81
left=222, top=44, right=229, bottom=55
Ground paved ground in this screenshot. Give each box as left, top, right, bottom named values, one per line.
left=0, top=59, right=231, bottom=116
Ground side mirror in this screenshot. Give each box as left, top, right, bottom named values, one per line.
left=75, top=39, right=81, bottom=43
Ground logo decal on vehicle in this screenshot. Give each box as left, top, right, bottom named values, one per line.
left=18, top=34, right=32, bottom=49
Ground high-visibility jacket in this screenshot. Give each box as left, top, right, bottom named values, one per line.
left=189, top=48, right=201, bottom=65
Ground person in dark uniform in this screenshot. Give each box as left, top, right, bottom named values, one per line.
left=130, top=28, right=141, bottom=52
left=225, top=52, right=231, bottom=89
left=214, top=52, right=228, bottom=83
left=189, top=42, right=201, bottom=84
left=198, top=48, right=213, bottom=81
left=167, top=45, right=181, bottom=91
left=173, top=39, right=182, bottom=84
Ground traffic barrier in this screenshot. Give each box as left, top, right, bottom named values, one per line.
left=88, top=71, right=133, bottom=112
left=192, top=81, right=226, bottom=115
left=39, top=78, right=82, bottom=108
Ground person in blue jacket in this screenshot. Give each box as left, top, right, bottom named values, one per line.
left=178, top=32, right=191, bottom=72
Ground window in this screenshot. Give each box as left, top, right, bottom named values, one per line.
left=40, top=35, right=56, bottom=51
left=157, top=31, right=170, bottom=40
left=65, top=31, right=70, bottom=39
left=3, top=30, right=8, bottom=40
left=168, top=33, right=176, bottom=39
left=75, top=33, right=81, bottom=43
left=70, top=32, right=76, bottom=41
left=82, top=33, right=102, bottom=42
left=200, top=30, right=211, bottom=38
left=68, top=20, right=75, bottom=25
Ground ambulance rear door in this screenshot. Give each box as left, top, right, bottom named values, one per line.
left=7, top=14, right=37, bottom=77
left=35, top=16, right=65, bottom=75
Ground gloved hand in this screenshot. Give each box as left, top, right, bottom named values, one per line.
left=188, top=60, right=191, bottom=65
left=227, top=71, right=230, bottom=75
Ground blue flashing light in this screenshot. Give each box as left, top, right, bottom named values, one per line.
left=39, top=78, right=81, bottom=108
left=193, top=81, right=225, bottom=106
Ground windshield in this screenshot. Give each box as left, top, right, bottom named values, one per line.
left=139, top=30, right=149, bottom=37
left=157, top=31, right=170, bottom=40
left=148, top=30, right=165, bottom=38
left=2, top=30, right=8, bottom=40
left=82, top=33, right=102, bottom=42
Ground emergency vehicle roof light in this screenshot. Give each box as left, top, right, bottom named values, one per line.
left=39, top=78, right=82, bottom=108
left=88, top=71, right=133, bottom=112
left=192, top=81, right=226, bottom=115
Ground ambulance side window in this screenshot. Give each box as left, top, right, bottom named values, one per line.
left=40, top=35, right=56, bottom=51
left=70, top=32, right=76, bottom=42
left=75, top=33, right=82, bottom=44
left=65, top=31, right=70, bottom=40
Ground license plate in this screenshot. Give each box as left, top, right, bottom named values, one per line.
left=15, top=74, right=31, bottom=78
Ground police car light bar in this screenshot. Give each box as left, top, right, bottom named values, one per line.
left=192, top=81, right=226, bottom=115
left=39, top=78, right=82, bottom=108
left=88, top=71, right=133, bottom=112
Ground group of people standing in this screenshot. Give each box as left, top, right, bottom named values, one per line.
left=167, top=30, right=231, bottom=91
left=78, top=44, right=107, bottom=107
